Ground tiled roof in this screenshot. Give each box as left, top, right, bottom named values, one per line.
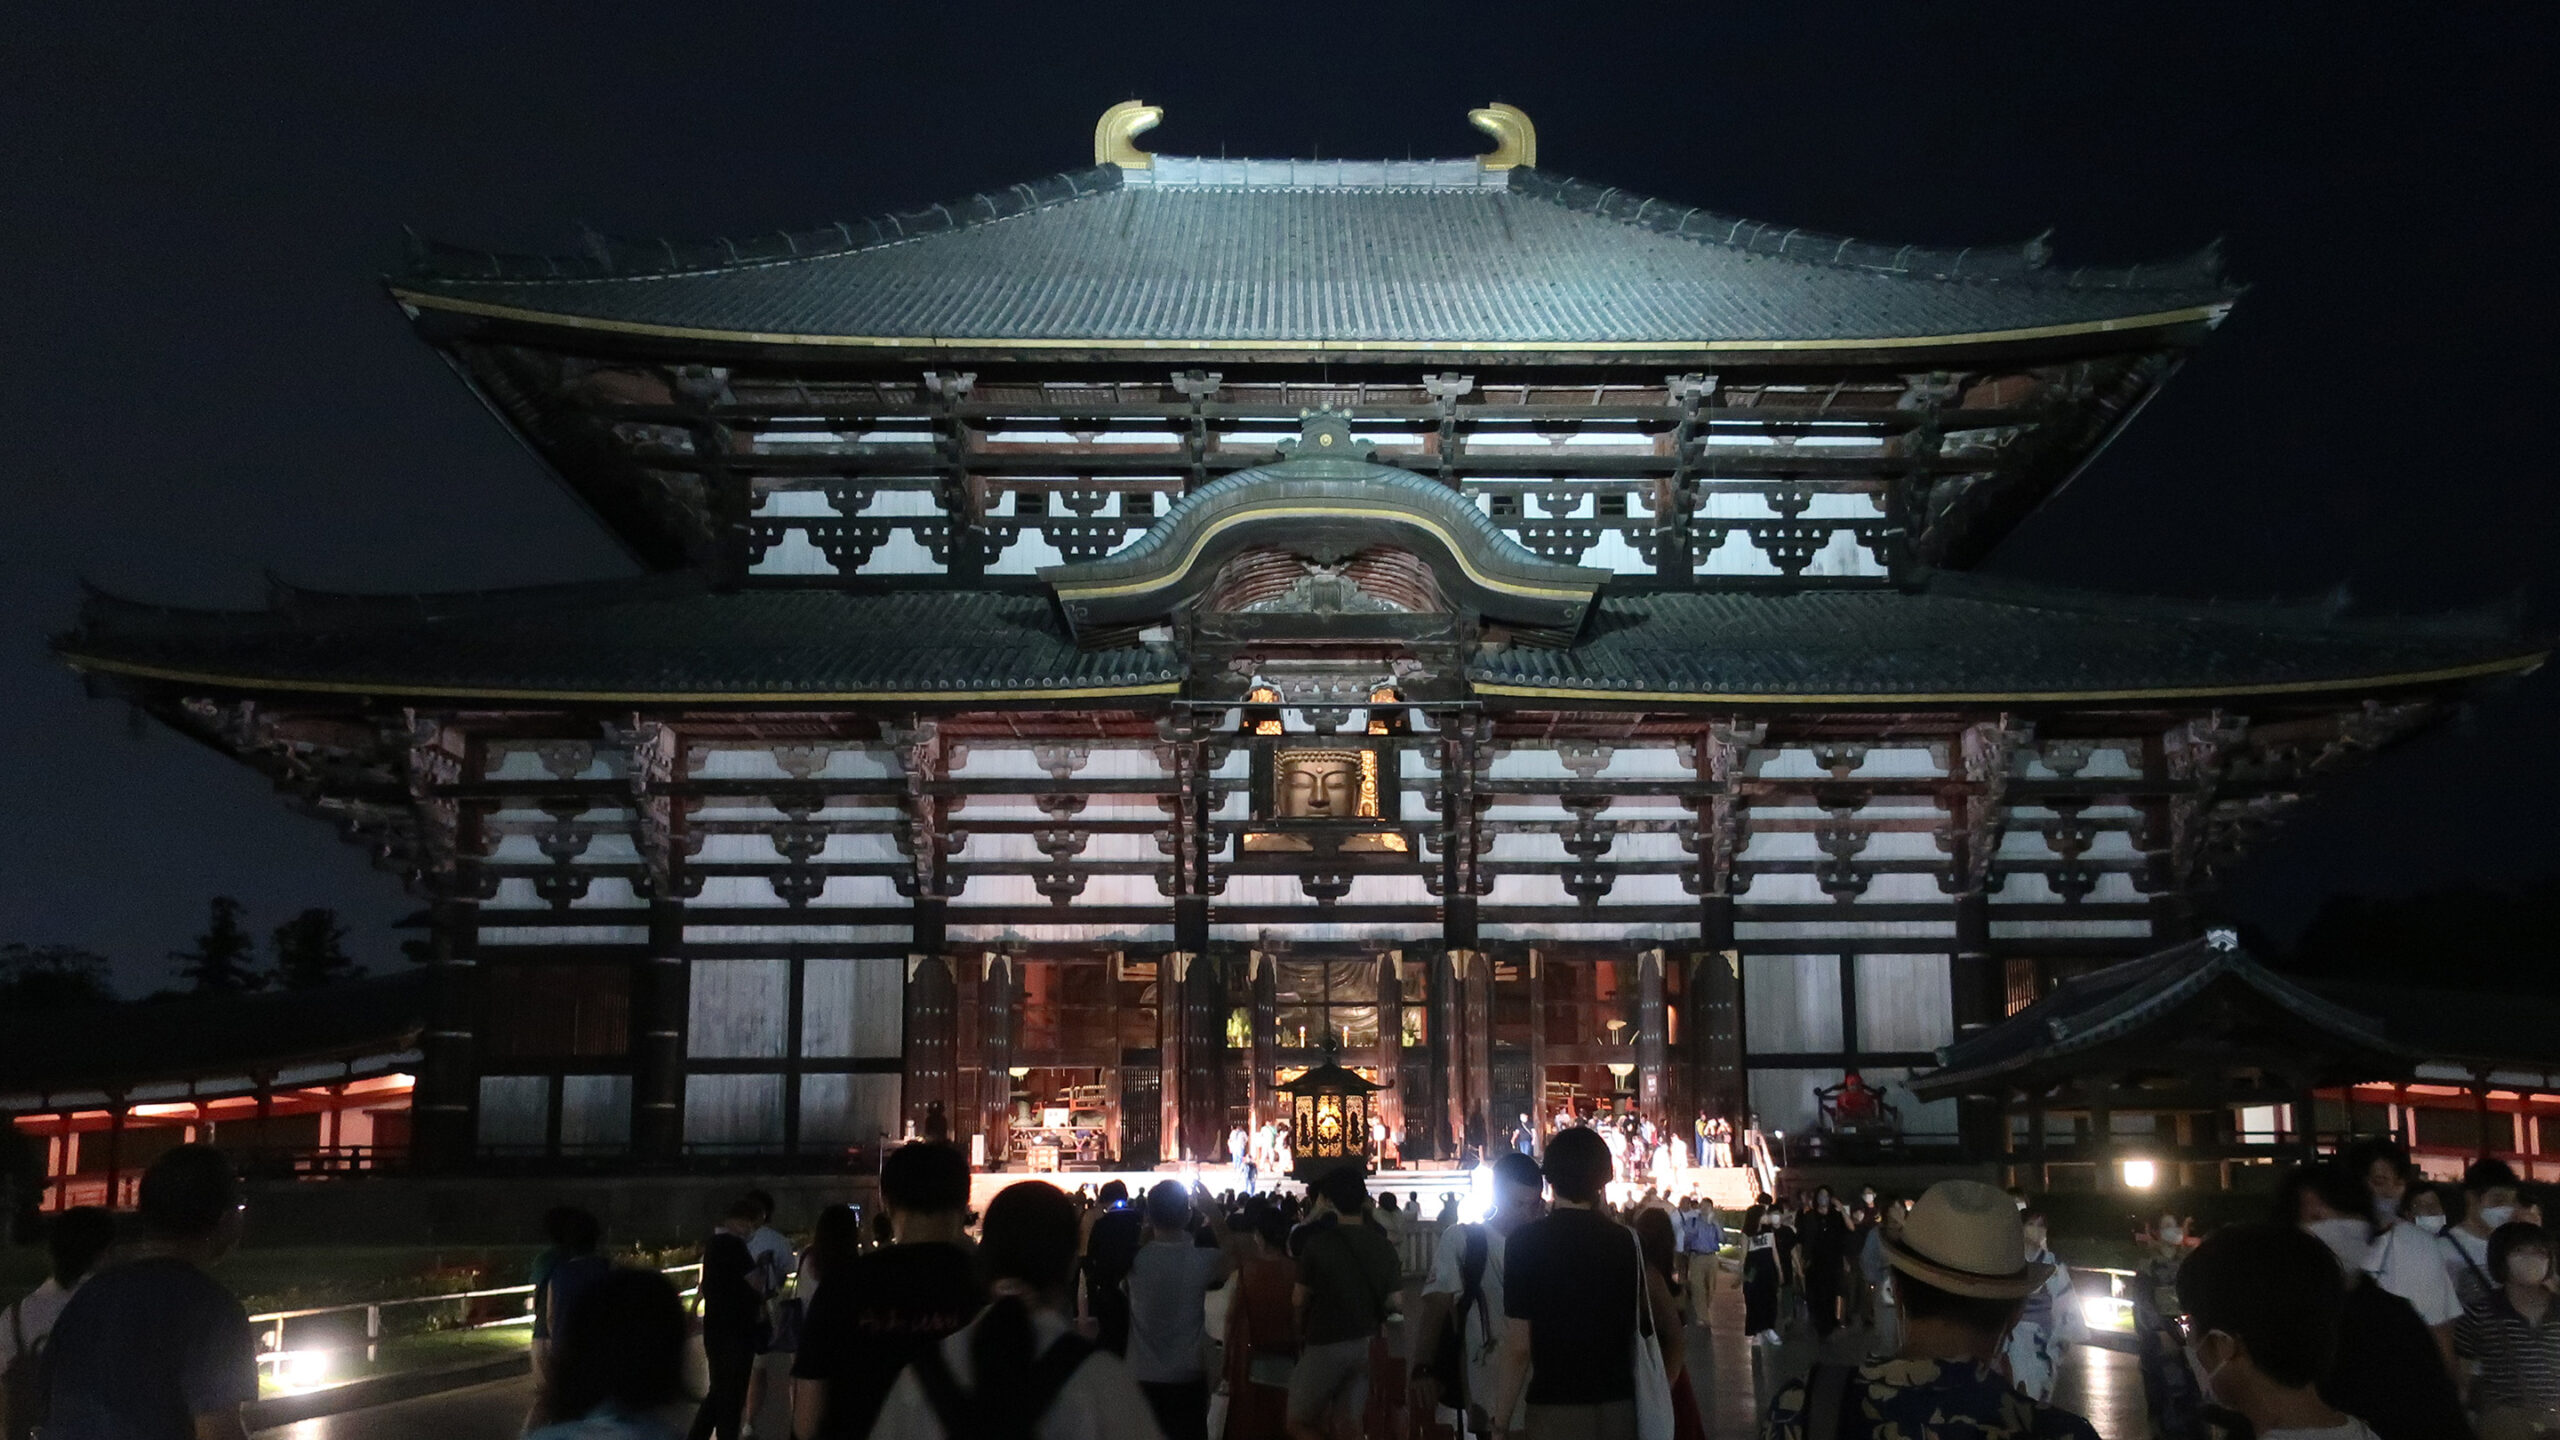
left=0, top=971, right=428, bottom=1099
left=1470, top=578, right=2543, bottom=701
left=56, top=573, right=2538, bottom=706
left=392, top=161, right=2238, bottom=350
left=1911, top=940, right=2412, bottom=1099
left=59, top=577, right=1185, bottom=701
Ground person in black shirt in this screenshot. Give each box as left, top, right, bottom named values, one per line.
left=1800, top=1186, right=1851, bottom=1337
left=689, top=1198, right=767, bottom=1440
left=1083, top=1180, right=1146, bottom=1355
left=1487, top=1126, right=1646, bottom=1440
left=2284, top=1162, right=2469, bottom=1440
left=791, top=1142, right=985, bottom=1440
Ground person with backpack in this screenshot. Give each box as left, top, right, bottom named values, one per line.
left=870, top=1180, right=1161, bottom=1440
left=1764, top=1180, right=2101, bottom=1440
left=0, top=1205, right=114, bottom=1440
left=1483, top=1126, right=1646, bottom=1440
left=792, top=1143, right=984, bottom=1440
left=42, top=1146, right=259, bottom=1440
left=1412, top=1152, right=1541, bottom=1438
left=1286, top=1167, right=1403, bottom=1440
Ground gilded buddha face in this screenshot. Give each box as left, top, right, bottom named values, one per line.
left=1277, top=750, right=1363, bottom=818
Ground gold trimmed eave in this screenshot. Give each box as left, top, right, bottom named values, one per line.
left=392, top=287, right=2233, bottom=361
left=1469, top=652, right=2547, bottom=708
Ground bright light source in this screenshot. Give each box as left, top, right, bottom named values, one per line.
left=267, top=1349, right=334, bottom=1392
left=2080, top=1295, right=2134, bottom=1333
left=2120, top=1159, right=2158, bottom=1190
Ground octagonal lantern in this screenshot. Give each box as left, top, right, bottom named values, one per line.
left=1279, top=1055, right=1384, bottom=1181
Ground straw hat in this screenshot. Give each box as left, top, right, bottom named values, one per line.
left=1882, top=1180, right=2054, bottom=1299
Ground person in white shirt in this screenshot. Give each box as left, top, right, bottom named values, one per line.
left=2345, top=1139, right=2461, bottom=1383
left=872, top=1180, right=1162, bottom=1440
left=2444, top=1158, right=2525, bottom=1313
left=1410, top=1151, right=1542, bottom=1439
left=2179, top=1222, right=2382, bottom=1440
left=739, top=1189, right=798, bottom=1439
left=0, top=1205, right=116, bottom=1439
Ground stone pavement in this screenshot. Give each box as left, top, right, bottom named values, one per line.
left=261, top=1279, right=2146, bottom=1440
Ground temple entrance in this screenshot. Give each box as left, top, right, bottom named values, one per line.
left=1006, top=1066, right=1113, bottom=1171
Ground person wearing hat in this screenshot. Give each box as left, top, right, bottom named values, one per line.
left=1767, top=1180, right=2101, bottom=1440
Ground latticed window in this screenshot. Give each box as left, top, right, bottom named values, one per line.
left=1273, top=958, right=1381, bottom=1051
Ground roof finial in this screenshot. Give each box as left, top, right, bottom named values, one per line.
left=1469, top=102, right=1537, bottom=171
left=1095, top=99, right=1162, bottom=170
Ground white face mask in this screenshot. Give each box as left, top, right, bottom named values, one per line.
left=2416, top=1214, right=2448, bottom=1235
left=2483, top=1205, right=2520, bottom=1229
left=2158, top=1222, right=2186, bottom=1245
left=2511, top=1255, right=2554, bottom=1287
left=2307, top=1216, right=2374, bottom=1272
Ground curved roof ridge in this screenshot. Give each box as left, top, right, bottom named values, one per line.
left=402, top=166, right=1124, bottom=285
left=1918, top=570, right=2529, bottom=641
left=1509, top=169, right=2235, bottom=292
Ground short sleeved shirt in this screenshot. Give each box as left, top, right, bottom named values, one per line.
left=1294, top=1218, right=1401, bottom=1346
left=2366, top=1222, right=2462, bottom=1328
left=1502, top=1207, right=1639, bottom=1406
left=42, top=1255, right=259, bottom=1440
left=700, top=1231, right=762, bottom=1344
left=1421, top=1223, right=1519, bottom=1426
left=2456, top=1291, right=2560, bottom=1412
left=791, top=1241, right=986, bottom=1440
left=1767, top=1357, right=2102, bottom=1440
left=1125, top=1240, right=1226, bottom=1383
left=0, top=1278, right=77, bottom=1366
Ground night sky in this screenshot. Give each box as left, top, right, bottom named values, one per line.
left=4, top=7, right=2553, bottom=995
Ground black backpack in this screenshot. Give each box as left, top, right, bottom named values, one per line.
left=1427, top=1225, right=1492, bottom=1410
left=910, top=1330, right=1098, bottom=1437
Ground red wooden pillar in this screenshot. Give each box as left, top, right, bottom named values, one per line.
left=102, top=1095, right=127, bottom=1211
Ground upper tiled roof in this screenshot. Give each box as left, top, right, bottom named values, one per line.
left=392, top=161, right=2238, bottom=352
left=0, top=970, right=428, bottom=1100
left=56, top=572, right=2538, bottom=706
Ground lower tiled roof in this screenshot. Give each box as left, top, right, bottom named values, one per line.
left=55, top=574, right=2541, bottom=705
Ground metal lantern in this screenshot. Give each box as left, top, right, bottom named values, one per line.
left=1278, top=1052, right=1384, bottom=1182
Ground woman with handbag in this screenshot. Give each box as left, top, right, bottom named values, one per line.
left=1634, top=1209, right=1706, bottom=1440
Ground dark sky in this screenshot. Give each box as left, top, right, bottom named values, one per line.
left=4, top=6, right=2553, bottom=995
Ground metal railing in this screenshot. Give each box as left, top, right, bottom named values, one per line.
left=245, top=1262, right=703, bottom=1379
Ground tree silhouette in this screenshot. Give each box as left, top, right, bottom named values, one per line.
left=270, top=908, right=359, bottom=990
left=170, top=896, right=263, bottom=993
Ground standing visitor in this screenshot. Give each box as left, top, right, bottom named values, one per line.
left=41, top=1146, right=258, bottom=1440
left=1225, top=1206, right=1301, bottom=1440
left=525, top=1208, right=615, bottom=1431
left=2132, top=1210, right=2206, bottom=1440
left=2287, top=1163, right=2469, bottom=1440
left=2003, top=1209, right=2078, bottom=1403
left=795, top=1204, right=862, bottom=1313
left=2455, top=1222, right=2560, bottom=1440
left=1085, top=1180, right=1146, bottom=1355
left=527, top=1268, right=692, bottom=1440
left=1287, top=1167, right=1403, bottom=1440
left=1377, top=1192, right=1408, bottom=1244
left=869, top=1181, right=1161, bottom=1440
left=1800, top=1186, right=1851, bottom=1337
left=1125, top=1181, right=1234, bottom=1440
left=1743, top=1202, right=1783, bottom=1346
left=1412, top=1152, right=1542, bottom=1438
left=1675, top=1197, right=1723, bottom=1329
left=792, top=1142, right=986, bottom=1440
left=1765, top=1180, right=2102, bottom=1440
left=530, top=1207, right=591, bottom=1395
left=2447, top=1160, right=2526, bottom=1313
left=689, top=1199, right=768, bottom=1440
left=1232, top=1124, right=1256, bottom=1192
left=1513, top=1114, right=1537, bottom=1156
left=0, top=1206, right=115, bottom=1440
left=1634, top=1208, right=1707, bottom=1440
left=2176, top=1223, right=2376, bottom=1440
left=2348, top=1140, right=2463, bottom=1384
left=1774, top=1200, right=1803, bottom=1328
left=1861, top=1200, right=1904, bottom=1357
left=739, top=1190, right=796, bottom=1436
left=1485, top=1126, right=1645, bottom=1440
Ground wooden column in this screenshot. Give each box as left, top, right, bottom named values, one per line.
left=903, top=938, right=958, bottom=1138
left=1179, top=949, right=1227, bottom=1163
left=1524, top=951, right=1548, bottom=1133
left=414, top=897, right=480, bottom=1174
left=1699, top=897, right=1744, bottom=1133
left=1160, top=954, right=1186, bottom=1162
left=1251, top=950, right=1278, bottom=1129
left=979, top=954, right=1016, bottom=1168
left=102, top=1096, right=127, bottom=1212
left=1376, top=952, right=1405, bottom=1153
left=1440, top=949, right=1474, bottom=1159
left=1637, top=948, right=1669, bottom=1119
left=633, top=897, right=686, bottom=1165
left=1952, top=890, right=2004, bottom=1161
left=1462, top=951, right=1495, bottom=1160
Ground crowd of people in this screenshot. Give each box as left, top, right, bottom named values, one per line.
left=15, top=1130, right=2560, bottom=1440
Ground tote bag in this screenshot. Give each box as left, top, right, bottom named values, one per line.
left=1630, top=1231, right=1676, bottom=1440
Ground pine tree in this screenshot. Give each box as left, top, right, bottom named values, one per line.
left=270, top=908, right=359, bottom=990
left=170, top=896, right=264, bottom=993
left=0, top=943, right=117, bottom=1010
